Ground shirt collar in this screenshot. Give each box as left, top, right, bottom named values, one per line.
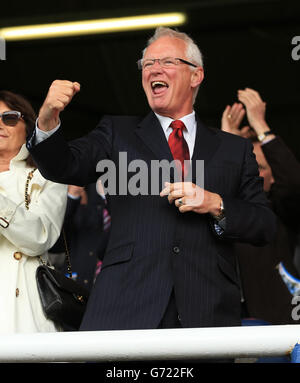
left=154, top=111, right=196, bottom=135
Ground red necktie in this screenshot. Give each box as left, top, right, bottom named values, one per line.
left=168, top=120, right=190, bottom=179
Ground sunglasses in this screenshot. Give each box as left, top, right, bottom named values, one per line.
left=0, top=111, right=24, bottom=127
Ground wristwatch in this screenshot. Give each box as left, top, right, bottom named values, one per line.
left=257, top=130, right=273, bottom=142
left=213, top=198, right=225, bottom=221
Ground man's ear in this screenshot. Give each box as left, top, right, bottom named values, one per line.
left=191, top=67, right=204, bottom=89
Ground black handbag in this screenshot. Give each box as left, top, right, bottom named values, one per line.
left=36, top=258, right=89, bottom=329
left=25, top=169, right=89, bottom=329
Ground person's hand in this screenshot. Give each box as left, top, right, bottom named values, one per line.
left=68, top=185, right=88, bottom=204
left=38, top=80, right=80, bottom=131
left=160, top=182, right=222, bottom=216
left=68, top=185, right=85, bottom=198
left=237, top=88, right=270, bottom=135
left=221, top=103, right=247, bottom=136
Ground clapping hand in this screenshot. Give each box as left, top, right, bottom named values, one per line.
left=221, top=102, right=252, bottom=138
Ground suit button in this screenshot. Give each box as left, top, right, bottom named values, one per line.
left=14, top=252, right=22, bottom=260
left=16, top=288, right=19, bottom=297
left=89, top=251, right=94, bottom=256
left=173, top=246, right=180, bottom=254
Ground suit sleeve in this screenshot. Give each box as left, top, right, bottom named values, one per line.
left=27, top=116, right=113, bottom=186
left=218, top=139, right=277, bottom=246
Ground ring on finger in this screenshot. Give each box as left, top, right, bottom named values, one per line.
left=227, top=114, right=232, bottom=119
left=178, top=198, right=183, bottom=206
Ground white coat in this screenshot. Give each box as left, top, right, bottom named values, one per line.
left=0, top=144, right=67, bottom=333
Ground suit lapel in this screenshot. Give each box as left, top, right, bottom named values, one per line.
left=190, top=115, right=221, bottom=184
left=135, top=112, right=221, bottom=162
left=135, top=112, right=174, bottom=163
left=192, top=115, right=221, bottom=163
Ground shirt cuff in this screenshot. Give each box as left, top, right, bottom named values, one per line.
left=35, top=117, right=61, bottom=144
left=261, top=136, right=276, bottom=145
left=67, top=193, right=81, bottom=200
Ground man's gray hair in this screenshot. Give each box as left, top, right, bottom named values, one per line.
left=142, top=27, right=203, bottom=68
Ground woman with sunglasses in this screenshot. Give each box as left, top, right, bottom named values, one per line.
left=0, top=90, right=67, bottom=333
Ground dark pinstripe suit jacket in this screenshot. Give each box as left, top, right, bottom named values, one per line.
left=28, top=112, right=276, bottom=330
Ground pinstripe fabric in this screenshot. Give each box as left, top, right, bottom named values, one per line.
left=28, top=112, right=277, bottom=331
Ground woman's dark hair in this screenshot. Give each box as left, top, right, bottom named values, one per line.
left=0, top=90, right=36, bottom=167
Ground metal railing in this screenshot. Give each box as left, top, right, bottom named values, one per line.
left=0, top=324, right=299, bottom=363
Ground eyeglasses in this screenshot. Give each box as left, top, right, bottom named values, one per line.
left=0, top=111, right=23, bottom=126
left=137, top=57, right=198, bottom=71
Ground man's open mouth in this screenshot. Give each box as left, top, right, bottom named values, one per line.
left=151, top=81, right=169, bottom=95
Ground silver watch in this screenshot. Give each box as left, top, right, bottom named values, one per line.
left=214, top=199, right=225, bottom=221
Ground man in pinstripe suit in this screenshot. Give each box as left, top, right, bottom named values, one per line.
left=27, top=27, right=276, bottom=332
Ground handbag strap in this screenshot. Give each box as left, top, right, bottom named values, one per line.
left=25, top=168, right=37, bottom=210
left=25, top=168, right=73, bottom=279
left=62, top=228, right=73, bottom=278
